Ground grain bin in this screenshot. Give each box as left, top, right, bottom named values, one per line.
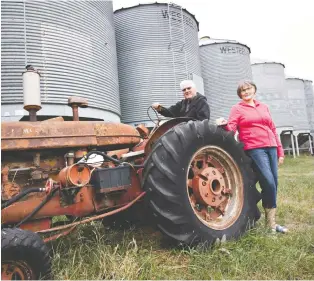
left=251, top=62, right=292, bottom=130
left=304, top=80, right=314, bottom=133
left=286, top=78, right=309, bottom=131
left=114, top=3, right=202, bottom=125
left=199, top=38, right=252, bottom=123
left=286, top=78, right=312, bottom=156
left=1, top=0, right=120, bottom=121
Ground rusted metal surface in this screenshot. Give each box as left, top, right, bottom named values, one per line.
left=94, top=123, right=140, bottom=148
left=2, top=166, right=9, bottom=182
left=41, top=116, right=64, bottom=122
left=117, top=169, right=143, bottom=205
left=93, top=168, right=143, bottom=212
left=1, top=110, right=149, bottom=239
left=136, top=168, right=144, bottom=184
left=19, top=218, right=52, bottom=232
left=41, top=157, right=65, bottom=171
left=1, top=121, right=141, bottom=151
left=136, top=124, right=149, bottom=138
left=43, top=225, right=76, bottom=243
left=192, top=167, right=227, bottom=207
left=58, top=164, right=91, bottom=187
left=98, top=185, right=130, bottom=194
left=1, top=181, right=21, bottom=201
left=187, top=146, right=244, bottom=230
left=74, top=149, right=88, bottom=159
left=1, top=166, right=21, bottom=200
left=30, top=169, right=49, bottom=181
left=68, top=97, right=88, bottom=121
left=144, top=118, right=192, bottom=155
left=132, top=138, right=148, bottom=152
left=1, top=186, right=96, bottom=224
left=93, top=193, right=118, bottom=212
left=33, top=153, right=41, bottom=167
left=72, top=106, right=79, bottom=121
left=107, top=148, right=129, bottom=159
left=36, top=191, right=146, bottom=234
left=1, top=261, right=32, bottom=280
left=1, top=158, right=65, bottom=183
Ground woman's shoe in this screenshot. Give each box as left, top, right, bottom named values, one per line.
left=274, top=224, right=288, bottom=233
left=264, top=208, right=288, bottom=234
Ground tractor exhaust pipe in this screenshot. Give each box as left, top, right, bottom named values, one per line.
left=23, top=65, right=41, bottom=122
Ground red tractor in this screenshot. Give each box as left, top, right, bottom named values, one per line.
left=1, top=71, right=259, bottom=280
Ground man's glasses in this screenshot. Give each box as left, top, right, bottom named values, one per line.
left=182, top=87, right=191, bottom=92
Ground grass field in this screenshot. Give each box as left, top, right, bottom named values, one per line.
left=50, top=155, right=314, bottom=280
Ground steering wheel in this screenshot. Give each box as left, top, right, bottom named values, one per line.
left=147, top=106, right=161, bottom=125
left=147, top=105, right=176, bottom=125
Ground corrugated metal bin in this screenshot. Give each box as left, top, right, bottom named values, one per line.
left=1, top=0, right=120, bottom=121
left=199, top=38, right=252, bottom=123
left=114, top=3, right=202, bottom=125
left=251, top=62, right=292, bottom=129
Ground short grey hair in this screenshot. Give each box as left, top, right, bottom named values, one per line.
left=237, top=80, right=257, bottom=98
left=180, top=80, right=196, bottom=90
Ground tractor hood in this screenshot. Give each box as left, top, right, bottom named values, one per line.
left=1, top=121, right=141, bottom=151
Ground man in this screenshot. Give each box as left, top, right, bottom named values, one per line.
left=152, top=80, right=210, bottom=121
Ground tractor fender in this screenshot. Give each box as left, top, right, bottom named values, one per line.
left=144, top=117, right=194, bottom=156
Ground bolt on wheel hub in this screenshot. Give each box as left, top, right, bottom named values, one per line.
left=192, top=167, right=229, bottom=207
left=187, top=145, right=244, bottom=230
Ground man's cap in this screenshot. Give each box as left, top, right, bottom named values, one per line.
left=180, top=80, right=196, bottom=90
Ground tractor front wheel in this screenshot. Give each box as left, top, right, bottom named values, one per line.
left=1, top=228, right=51, bottom=280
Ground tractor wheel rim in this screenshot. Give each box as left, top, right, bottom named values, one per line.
left=1, top=261, right=34, bottom=280
left=187, top=145, right=244, bottom=230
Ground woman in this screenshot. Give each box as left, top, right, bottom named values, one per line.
left=217, top=80, right=288, bottom=233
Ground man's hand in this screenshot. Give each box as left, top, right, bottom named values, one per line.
left=152, top=102, right=161, bottom=111
left=278, top=157, right=284, bottom=166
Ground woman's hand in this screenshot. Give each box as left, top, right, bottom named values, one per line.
left=216, top=117, right=228, bottom=126
left=278, top=157, right=284, bottom=166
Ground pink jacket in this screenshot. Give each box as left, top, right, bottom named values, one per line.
left=224, top=100, right=284, bottom=158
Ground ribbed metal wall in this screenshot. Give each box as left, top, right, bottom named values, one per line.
left=1, top=0, right=120, bottom=121
left=251, top=62, right=291, bottom=128
left=199, top=39, right=252, bottom=123
left=114, top=3, right=202, bottom=125
left=286, top=78, right=309, bottom=131
left=304, top=80, right=314, bottom=133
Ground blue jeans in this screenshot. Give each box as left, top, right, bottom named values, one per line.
left=246, top=147, right=278, bottom=208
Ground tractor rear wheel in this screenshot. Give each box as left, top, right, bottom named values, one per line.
left=143, top=120, right=259, bottom=247
left=1, top=228, right=51, bottom=280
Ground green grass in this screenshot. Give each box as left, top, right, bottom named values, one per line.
left=50, top=155, right=314, bottom=280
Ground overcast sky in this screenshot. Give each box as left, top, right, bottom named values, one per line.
left=113, top=0, right=314, bottom=82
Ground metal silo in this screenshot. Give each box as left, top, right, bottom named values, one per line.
left=114, top=3, right=202, bottom=125
left=251, top=62, right=292, bottom=129
left=286, top=78, right=312, bottom=156
left=286, top=78, right=309, bottom=131
left=1, top=0, right=120, bottom=122
left=199, top=38, right=252, bottom=123
left=304, top=80, right=314, bottom=134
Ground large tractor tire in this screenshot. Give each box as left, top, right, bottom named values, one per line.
left=1, top=228, right=51, bottom=280
left=143, top=120, right=260, bottom=247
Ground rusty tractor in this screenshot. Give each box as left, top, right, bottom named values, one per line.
left=1, top=69, right=260, bottom=280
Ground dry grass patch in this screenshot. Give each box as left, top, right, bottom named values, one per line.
left=50, top=155, right=314, bottom=280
